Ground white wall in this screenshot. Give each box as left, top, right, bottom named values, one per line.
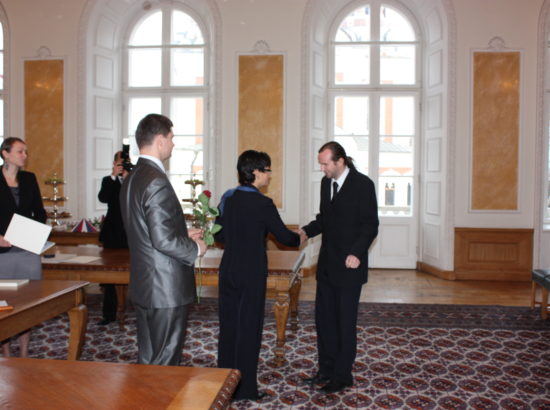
left=453, top=0, right=542, bottom=230
left=2, top=0, right=548, bottom=269
left=217, top=0, right=306, bottom=223
left=2, top=0, right=87, bottom=214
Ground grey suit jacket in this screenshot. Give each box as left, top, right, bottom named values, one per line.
left=120, top=157, right=197, bottom=308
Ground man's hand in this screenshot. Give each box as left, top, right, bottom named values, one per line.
left=297, top=228, right=308, bottom=245
left=195, top=238, right=207, bottom=257
left=112, top=162, right=124, bottom=177
left=188, top=228, right=203, bottom=241
left=345, top=255, right=360, bottom=269
left=0, top=235, right=11, bottom=247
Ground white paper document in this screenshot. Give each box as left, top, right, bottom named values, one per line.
left=41, top=253, right=99, bottom=264
left=4, top=213, right=52, bottom=255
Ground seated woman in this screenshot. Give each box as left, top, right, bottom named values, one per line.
left=215, top=150, right=301, bottom=401
left=0, top=137, right=47, bottom=357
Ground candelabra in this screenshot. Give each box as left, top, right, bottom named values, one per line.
left=42, top=175, right=71, bottom=227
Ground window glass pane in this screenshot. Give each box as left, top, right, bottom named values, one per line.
left=335, top=45, right=370, bottom=85
left=0, top=51, right=3, bottom=90
left=380, top=6, right=415, bottom=41
left=379, top=96, right=414, bottom=135
left=170, top=137, right=204, bottom=209
left=128, top=97, right=162, bottom=136
left=335, top=6, right=370, bottom=42
left=334, top=96, right=369, bottom=135
left=0, top=99, right=3, bottom=137
left=170, top=97, right=204, bottom=135
left=379, top=136, right=413, bottom=215
left=378, top=176, right=412, bottom=215
left=0, top=23, right=3, bottom=45
left=129, top=49, right=162, bottom=87
left=172, top=11, right=204, bottom=45
left=129, top=11, right=162, bottom=46
left=171, top=48, right=204, bottom=86
left=335, top=136, right=369, bottom=175
left=380, top=45, right=415, bottom=85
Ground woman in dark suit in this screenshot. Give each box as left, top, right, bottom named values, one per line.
left=215, top=150, right=300, bottom=401
left=0, top=137, right=47, bottom=357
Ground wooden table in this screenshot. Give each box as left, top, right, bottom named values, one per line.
left=43, top=246, right=306, bottom=366
left=0, top=280, right=88, bottom=360
left=0, top=357, right=240, bottom=410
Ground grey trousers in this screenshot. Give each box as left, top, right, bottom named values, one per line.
left=133, top=304, right=188, bottom=366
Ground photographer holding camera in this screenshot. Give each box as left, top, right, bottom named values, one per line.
left=97, top=149, right=131, bottom=325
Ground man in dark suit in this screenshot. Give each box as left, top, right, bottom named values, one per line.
left=97, top=151, right=128, bottom=325
left=300, top=141, right=379, bottom=394
left=120, top=113, right=206, bottom=366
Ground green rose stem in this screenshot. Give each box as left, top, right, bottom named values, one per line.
left=193, top=190, right=222, bottom=304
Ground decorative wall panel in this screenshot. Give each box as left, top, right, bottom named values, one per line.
left=471, top=52, right=519, bottom=210
left=24, top=59, right=64, bottom=198
left=454, top=228, right=532, bottom=281
left=238, top=55, right=283, bottom=207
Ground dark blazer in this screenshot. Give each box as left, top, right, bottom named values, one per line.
left=215, top=188, right=300, bottom=285
left=120, top=157, right=198, bottom=308
left=98, top=176, right=127, bottom=248
left=302, top=168, right=379, bottom=287
left=0, top=170, right=47, bottom=253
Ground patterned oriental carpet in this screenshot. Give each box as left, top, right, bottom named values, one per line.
left=7, top=296, right=550, bottom=410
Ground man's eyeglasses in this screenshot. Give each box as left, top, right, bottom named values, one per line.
left=261, top=168, right=273, bottom=173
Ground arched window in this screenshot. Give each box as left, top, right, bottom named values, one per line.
left=330, top=2, right=420, bottom=217
left=0, top=20, right=4, bottom=153
left=124, top=6, right=208, bottom=202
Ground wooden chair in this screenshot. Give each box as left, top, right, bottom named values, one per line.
left=531, top=269, right=550, bottom=320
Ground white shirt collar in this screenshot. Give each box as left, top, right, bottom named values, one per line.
left=139, top=154, right=165, bottom=173
left=333, top=166, right=349, bottom=190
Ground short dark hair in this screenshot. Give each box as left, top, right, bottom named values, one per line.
left=237, top=150, right=271, bottom=185
left=114, top=151, right=122, bottom=162
left=135, top=114, right=173, bottom=149
left=318, top=141, right=355, bottom=170
left=1, top=137, right=26, bottom=160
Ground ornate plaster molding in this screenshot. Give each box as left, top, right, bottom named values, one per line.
left=36, top=46, right=52, bottom=58
left=487, top=36, right=507, bottom=51
left=251, top=40, right=271, bottom=54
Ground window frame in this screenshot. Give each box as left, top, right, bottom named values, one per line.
left=122, top=4, right=211, bottom=200
left=328, top=0, right=421, bottom=217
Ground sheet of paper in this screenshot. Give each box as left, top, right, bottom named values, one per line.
left=61, top=256, right=100, bottom=264
left=4, top=213, right=52, bottom=255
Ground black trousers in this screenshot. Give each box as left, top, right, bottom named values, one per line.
left=101, top=284, right=117, bottom=321
left=134, top=304, right=188, bottom=366
left=315, top=277, right=362, bottom=384
left=218, top=277, right=267, bottom=400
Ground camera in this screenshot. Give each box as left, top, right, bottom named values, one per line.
left=120, top=144, right=134, bottom=173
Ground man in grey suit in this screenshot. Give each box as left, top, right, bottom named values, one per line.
left=120, top=113, right=206, bottom=366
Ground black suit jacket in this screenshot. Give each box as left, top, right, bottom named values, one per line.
left=120, top=157, right=198, bottom=308
left=302, top=168, right=379, bottom=287
left=215, top=187, right=300, bottom=286
left=0, top=170, right=47, bottom=253
left=98, top=176, right=127, bottom=248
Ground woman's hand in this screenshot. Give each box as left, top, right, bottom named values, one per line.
left=0, top=235, right=11, bottom=247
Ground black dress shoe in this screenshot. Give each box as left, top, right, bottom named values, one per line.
left=98, top=319, right=115, bottom=326
left=303, top=373, right=331, bottom=385
left=320, top=380, right=353, bottom=394
left=233, top=391, right=268, bottom=401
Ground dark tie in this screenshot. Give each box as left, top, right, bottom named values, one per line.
left=332, top=181, right=338, bottom=202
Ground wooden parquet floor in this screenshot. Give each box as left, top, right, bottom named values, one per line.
left=202, top=269, right=533, bottom=307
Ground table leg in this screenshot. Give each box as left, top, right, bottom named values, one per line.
left=289, top=277, right=302, bottom=332
left=67, top=304, right=88, bottom=360
left=272, top=290, right=290, bottom=367
left=115, top=285, right=127, bottom=329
